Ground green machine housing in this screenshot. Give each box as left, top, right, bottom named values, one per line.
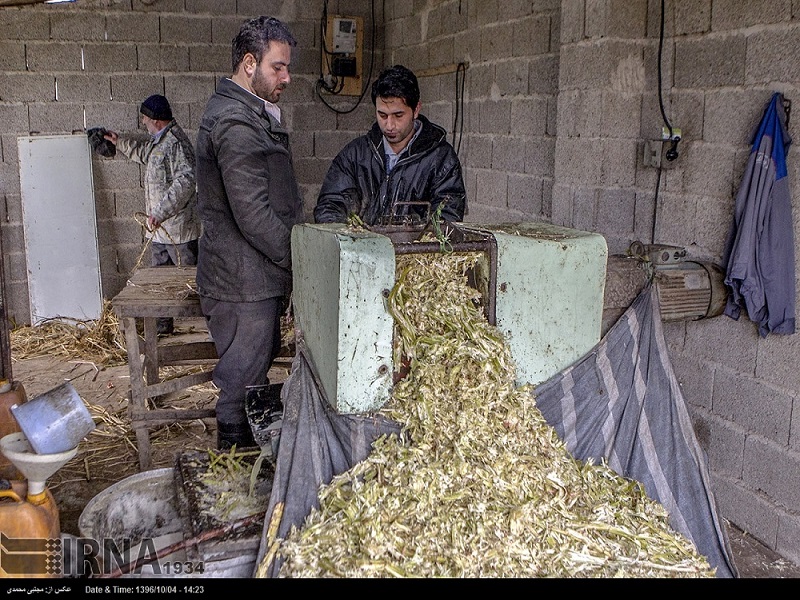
left=291, top=222, right=608, bottom=414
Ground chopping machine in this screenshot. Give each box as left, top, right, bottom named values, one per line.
left=291, top=219, right=608, bottom=414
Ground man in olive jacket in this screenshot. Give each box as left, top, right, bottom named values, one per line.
left=195, top=16, right=304, bottom=450
left=314, top=64, right=466, bottom=226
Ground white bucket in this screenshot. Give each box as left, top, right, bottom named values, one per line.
left=11, top=382, right=95, bottom=454
left=79, top=468, right=257, bottom=578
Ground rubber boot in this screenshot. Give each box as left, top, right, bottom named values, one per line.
left=217, top=421, right=256, bottom=450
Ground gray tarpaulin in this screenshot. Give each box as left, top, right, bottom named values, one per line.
left=253, top=346, right=402, bottom=578
left=533, top=282, right=738, bottom=578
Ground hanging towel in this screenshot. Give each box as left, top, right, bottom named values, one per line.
left=723, top=92, right=794, bottom=337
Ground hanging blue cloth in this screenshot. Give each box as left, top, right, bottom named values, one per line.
left=723, top=92, right=794, bottom=337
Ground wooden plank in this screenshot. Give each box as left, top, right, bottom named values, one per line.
left=131, top=408, right=216, bottom=426
left=159, top=341, right=217, bottom=364
left=140, top=370, right=214, bottom=399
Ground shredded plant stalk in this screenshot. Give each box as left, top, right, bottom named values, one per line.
left=275, top=252, right=716, bottom=578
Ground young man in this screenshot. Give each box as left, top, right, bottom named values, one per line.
left=194, top=16, right=304, bottom=450
left=314, top=64, right=467, bottom=226
left=104, top=94, right=201, bottom=335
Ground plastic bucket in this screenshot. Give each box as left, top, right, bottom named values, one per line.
left=10, top=382, right=96, bottom=454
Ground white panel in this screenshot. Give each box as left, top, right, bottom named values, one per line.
left=18, top=134, right=103, bottom=325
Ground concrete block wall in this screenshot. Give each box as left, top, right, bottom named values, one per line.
left=544, top=0, right=800, bottom=566
left=384, top=0, right=560, bottom=224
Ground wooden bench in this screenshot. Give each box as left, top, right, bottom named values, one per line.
left=111, top=266, right=217, bottom=470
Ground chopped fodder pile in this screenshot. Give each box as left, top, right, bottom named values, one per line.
left=274, top=252, right=716, bottom=578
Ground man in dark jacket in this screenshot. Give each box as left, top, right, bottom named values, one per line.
left=314, top=64, right=467, bottom=226
left=195, top=16, right=304, bottom=450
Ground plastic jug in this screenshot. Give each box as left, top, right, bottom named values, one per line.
left=0, top=480, right=61, bottom=578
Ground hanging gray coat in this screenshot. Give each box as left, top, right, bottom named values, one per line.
left=723, top=92, right=794, bottom=337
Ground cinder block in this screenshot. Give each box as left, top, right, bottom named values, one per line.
left=512, top=16, right=551, bottom=57
left=0, top=222, right=24, bottom=258
left=711, top=0, right=789, bottom=30
left=188, top=45, right=229, bottom=72
left=0, top=74, right=55, bottom=103
left=0, top=192, right=22, bottom=223
left=491, top=136, right=525, bottom=171
left=776, top=512, right=800, bottom=565
left=0, top=42, right=26, bottom=71
left=572, top=187, right=597, bottom=231
left=3, top=250, right=28, bottom=285
left=105, top=13, right=160, bottom=42
left=6, top=281, right=31, bottom=326
left=474, top=169, right=508, bottom=207
left=28, top=103, right=85, bottom=134
left=595, top=187, right=636, bottom=232
left=186, top=0, right=236, bottom=15
left=137, top=45, right=190, bottom=72
left=110, top=74, right=164, bottom=103
left=0, top=11, right=49, bottom=41
left=522, top=136, right=555, bottom=177
left=211, top=16, right=246, bottom=45
left=55, top=74, right=111, bottom=103
left=428, top=37, right=454, bottom=68
left=713, top=474, right=780, bottom=551
left=674, top=36, right=746, bottom=88
left=292, top=156, right=330, bottom=186
left=670, top=353, right=715, bottom=410
left=743, top=435, right=800, bottom=511
left=0, top=163, right=19, bottom=197
left=480, top=23, right=513, bottom=61
left=133, top=0, right=184, bottom=12
left=25, top=42, right=83, bottom=72
left=550, top=183, right=574, bottom=227
left=494, top=59, right=529, bottom=96
left=163, top=75, right=216, bottom=103
left=83, top=43, right=138, bottom=73
left=84, top=102, right=140, bottom=134
left=464, top=134, right=491, bottom=170
left=313, top=130, right=357, bottom=160
left=93, top=189, right=115, bottom=220
left=744, top=29, right=800, bottom=85
left=560, top=0, right=584, bottom=43
left=113, top=189, right=146, bottom=219
left=49, top=11, right=106, bottom=41
left=478, top=99, right=511, bottom=135
left=0, top=105, right=29, bottom=135
left=675, top=1, right=711, bottom=35
left=685, top=143, right=737, bottom=197
left=704, top=90, right=770, bottom=145
left=507, top=173, right=543, bottom=215
left=160, top=15, right=212, bottom=44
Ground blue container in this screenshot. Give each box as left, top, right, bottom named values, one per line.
left=10, top=382, right=95, bottom=455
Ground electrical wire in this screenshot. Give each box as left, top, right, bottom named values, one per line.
left=452, top=62, right=467, bottom=155
left=652, top=0, right=672, bottom=243
left=316, top=0, right=377, bottom=114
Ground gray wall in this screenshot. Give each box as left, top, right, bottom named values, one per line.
left=1, top=0, right=799, bottom=568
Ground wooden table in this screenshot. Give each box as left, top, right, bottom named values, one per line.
left=111, top=266, right=217, bottom=470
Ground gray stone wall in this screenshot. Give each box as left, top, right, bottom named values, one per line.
left=2, top=0, right=799, bottom=569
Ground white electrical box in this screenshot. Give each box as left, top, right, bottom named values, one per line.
left=332, top=17, right=357, bottom=54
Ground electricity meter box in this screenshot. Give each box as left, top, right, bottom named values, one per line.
left=291, top=222, right=608, bottom=414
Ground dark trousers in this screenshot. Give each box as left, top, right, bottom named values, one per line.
left=200, top=296, right=283, bottom=427
left=152, top=240, right=198, bottom=332
left=151, top=240, right=199, bottom=268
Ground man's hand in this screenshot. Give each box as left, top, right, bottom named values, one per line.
left=103, top=130, right=119, bottom=144
left=147, top=215, right=161, bottom=230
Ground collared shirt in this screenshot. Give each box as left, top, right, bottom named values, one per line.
left=383, top=120, right=421, bottom=173
left=228, top=78, right=282, bottom=123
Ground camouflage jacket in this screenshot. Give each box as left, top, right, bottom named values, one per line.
left=117, top=121, right=201, bottom=245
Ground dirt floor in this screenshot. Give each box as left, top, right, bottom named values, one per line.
left=5, top=317, right=800, bottom=579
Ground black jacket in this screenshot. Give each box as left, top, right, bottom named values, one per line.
left=314, top=115, right=466, bottom=226
left=195, top=78, right=304, bottom=302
